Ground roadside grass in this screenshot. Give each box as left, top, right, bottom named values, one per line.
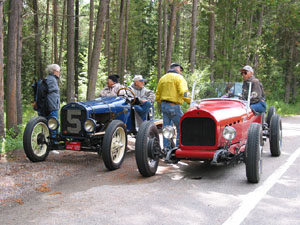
left=0, top=105, right=36, bottom=154
left=267, top=100, right=300, bottom=116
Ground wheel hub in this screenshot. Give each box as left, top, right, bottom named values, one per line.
left=147, top=137, right=160, bottom=159
left=37, top=133, right=46, bottom=145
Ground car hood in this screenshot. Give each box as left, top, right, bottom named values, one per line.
left=73, top=96, right=127, bottom=114
left=186, top=99, right=248, bottom=123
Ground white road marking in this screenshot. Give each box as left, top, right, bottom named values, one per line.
left=223, top=146, right=300, bottom=225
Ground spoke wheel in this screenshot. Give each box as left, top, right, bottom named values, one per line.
left=102, top=120, right=127, bottom=170
left=135, top=121, right=160, bottom=177
left=245, top=123, right=263, bottom=183
left=23, top=116, right=50, bottom=162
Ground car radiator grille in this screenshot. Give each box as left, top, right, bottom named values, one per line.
left=61, top=107, right=87, bottom=137
left=181, top=117, right=216, bottom=146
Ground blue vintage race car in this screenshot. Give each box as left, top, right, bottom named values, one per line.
left=23, top=88, right=162, bottom=170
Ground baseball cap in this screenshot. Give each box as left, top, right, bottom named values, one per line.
left=170, top=63, right=184, bottom=72
left=133, top=75, right=147, bottom=82
left=240, top=65, right=254, bottom=73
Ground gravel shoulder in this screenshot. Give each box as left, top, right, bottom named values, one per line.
left=0, top=148, right=107, bottom=209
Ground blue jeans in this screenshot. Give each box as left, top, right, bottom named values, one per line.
left=134, top=101, right=152, bottom=121
left=251, top=101, right=267, bottom=113
left=161, top=101, right=183, bottom=148
left=47, top=110, right=59, bottom=138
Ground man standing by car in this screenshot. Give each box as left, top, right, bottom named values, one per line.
left=129, top=75, right=155, bottom=121
left=156, top=63, right=190, bottom=148
left=45, top=64, right=61, bottom=138
left=241, top=65, right=266, bottom=113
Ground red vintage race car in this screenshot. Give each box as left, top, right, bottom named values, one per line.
left=135, top=82, right=282, bottom=183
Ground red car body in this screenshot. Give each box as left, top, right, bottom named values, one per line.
left=176, top=99, right=262, bottom=160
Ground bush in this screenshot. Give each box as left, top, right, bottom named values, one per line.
left=0, top=125, right=24, bottom=154
left=267, top=100, right=300, bottom=116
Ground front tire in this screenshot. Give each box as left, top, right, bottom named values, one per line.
left=23, top=116, right=50, bottom=162
left=269, top=114, right=282, bottom=156
left=245, top=123, right=263, bottom=183
left=135, top=121, right=160, bottom=177
left=102, top=120, right=127, bottom=170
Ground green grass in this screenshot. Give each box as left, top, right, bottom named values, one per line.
left=267, top=100, right=300, bottom=116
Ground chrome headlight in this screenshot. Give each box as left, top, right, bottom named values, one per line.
left=222, top=126, right=236, bottom=141
left=48, top=117, right=59, bottom=130
left=162, top=126, right=175, bottom=139
left=84, top=119, right=96, bottom=133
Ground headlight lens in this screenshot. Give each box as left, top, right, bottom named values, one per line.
left=222, top=126, right=236, bottom=141
left=162, top=126, right=175, bottom=139
left=84, top=119, right=96, bottom=133
left=48, top=117, right=58, bottom=130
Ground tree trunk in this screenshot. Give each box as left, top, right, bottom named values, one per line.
left=253, top=5, right=264, bottom=71
left=174, top=10, right=180, bottom=54
left=67, top=0, right=75, bottom=103
left=0, top=0, right=4, bottom=137
left=292, top=46, right=298, bottom=102
left=53, top=0, right=58, bottom=63
left=208, top=0, right=215, bottom=82
left=16, top=5, right=23, bottom=125
left=74, top=0, right=79, bottom=100
left=117, top=0, right=125, bottom=81
left=43, top=0, right=50, bottom=65
left=157, top=0, right=162, bottom=80
left=32, top=0, right=43, bottom=80
left=284, top=35, right=295, bottom=103
left=163, top=0, right=168, bottom=60
left=88, top=0, right=94, bottom=76
left=123, top=0, right=129, bottom=76
left=86, top=0, right=108, bottom=100
left=189, top=0, right=198, bottom=72
left=164, top=1, right=178, bottom=73
left=105, top=0, right=110, bottom=74
left=59, top=0, right=67, bottom=66
left=6, top=0, right=19, bottom=130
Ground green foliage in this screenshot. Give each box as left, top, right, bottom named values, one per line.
left=267, top=100, right=300, bottom=116
left=0, top=125, right=24, bottom=154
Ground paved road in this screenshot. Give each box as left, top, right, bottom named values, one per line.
left=1, top=116, right=300, bottom=225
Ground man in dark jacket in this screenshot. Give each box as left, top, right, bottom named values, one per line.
left=45, top=64, right=61, bottom=137
left=241, top=65, right=266, bottom=113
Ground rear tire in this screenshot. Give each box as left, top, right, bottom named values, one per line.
left=269, top=114, right=282, bottom=156
left=135, top=121, right=160, bottom=177
left=266, top=106, right=276, bottom=127
left=23, top=116, right=50, bottom=162
left=102, top=120, right=127, bottom=170
left=245, top=123, right=263, bottom=183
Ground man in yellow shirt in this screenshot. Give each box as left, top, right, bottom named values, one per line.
left=156, top=63, right=190, bottom=148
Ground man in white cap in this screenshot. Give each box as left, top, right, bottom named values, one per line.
left=241, top=65, right=266, bottom=113
left=129, top=75, right=155, bottom=121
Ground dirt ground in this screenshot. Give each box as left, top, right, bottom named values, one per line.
left=0, top=138, right=136, bottom=210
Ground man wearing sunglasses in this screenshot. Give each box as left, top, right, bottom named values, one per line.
left=241, top=65, right=266, bottom=113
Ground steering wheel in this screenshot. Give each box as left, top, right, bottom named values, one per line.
left=117, top=87, right=136, bottom=104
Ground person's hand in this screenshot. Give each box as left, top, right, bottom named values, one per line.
left=140, top=99, right=147, bottom=104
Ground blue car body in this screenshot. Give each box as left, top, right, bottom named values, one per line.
left=60, top=96, right=135, bottom=139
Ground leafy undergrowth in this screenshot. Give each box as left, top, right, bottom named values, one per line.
left=267, top=100, right=300, bottom=116
left=0, top=125, right=24, bottom=154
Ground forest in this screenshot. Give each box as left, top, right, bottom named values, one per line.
left=0, top=0, right=300, bottom=147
